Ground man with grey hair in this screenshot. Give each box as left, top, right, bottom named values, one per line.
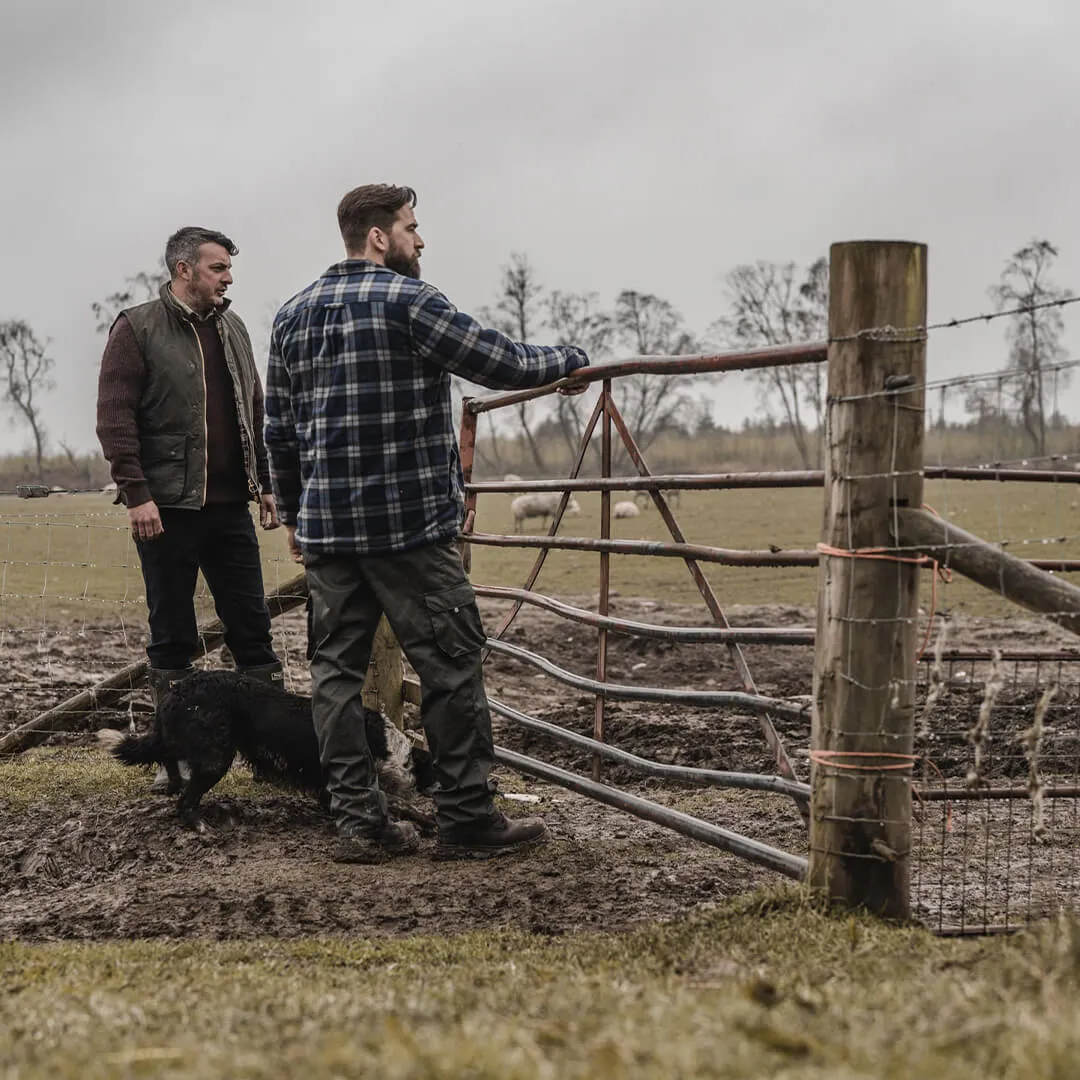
left=97, top=226, right=283, bottom=794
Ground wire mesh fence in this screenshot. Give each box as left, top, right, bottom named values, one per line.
left=911, top=651, right=1080, bottom=934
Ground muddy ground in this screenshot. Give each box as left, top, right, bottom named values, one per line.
left=3, top=597, right=1080, bottom=940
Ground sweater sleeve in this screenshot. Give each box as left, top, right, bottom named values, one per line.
left=264, top=320, right=301, bottom=526
left=250, top=374, right=272, bottom=493
left=96, top=315, right=152, bottom=508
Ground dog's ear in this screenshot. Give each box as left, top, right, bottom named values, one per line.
left=409, top=744, right=437, bottom=793
left=361, top=707, right=390, bottom=760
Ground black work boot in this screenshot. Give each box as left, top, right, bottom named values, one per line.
left=236, top=660, right=284, bottom=688
left=146, top=666, right=194, bottom=794
left=435, top=813, right=547, bottom=860
left=331, top=820, right=420, bottom=864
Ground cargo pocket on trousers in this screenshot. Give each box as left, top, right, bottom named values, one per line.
left=425, top=582, right=485, bottom=658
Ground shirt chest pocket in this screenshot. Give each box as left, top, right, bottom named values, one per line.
left=424, top=582, right=485, bottom=658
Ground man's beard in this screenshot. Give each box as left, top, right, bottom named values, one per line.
left=190, top=268, right=223, bottom=310
left=385, top=242, right=421, bottom=279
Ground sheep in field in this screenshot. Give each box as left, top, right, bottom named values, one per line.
left=633, top=488, right=681, bottom=509
left=613, top=500, right=640, bottom=519
left=511, top=492, right=581, bottom=533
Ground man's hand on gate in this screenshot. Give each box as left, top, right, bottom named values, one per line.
left=557, top=372, right=589, bottom=397
left=128, top=500, right=164, bottom=542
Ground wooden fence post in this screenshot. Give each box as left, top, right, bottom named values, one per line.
left=809, top=240, right=928, bottom=918
left=361, top=615, right=405, bottom=729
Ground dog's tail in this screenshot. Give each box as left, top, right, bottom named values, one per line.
left=97, top=727, right=163, bottom=767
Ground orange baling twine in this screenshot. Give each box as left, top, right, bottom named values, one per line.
left=808, top=749, right=954, bottom=833
left=816, top=505, right=952, bottom=662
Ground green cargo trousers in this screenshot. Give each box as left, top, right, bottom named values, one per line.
left=304, top=541, right=497, bottom=835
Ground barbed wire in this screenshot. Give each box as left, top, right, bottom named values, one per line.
left=831, top=357, right=1080, bottom=405
left=829, top=295, right=1080, bottom=344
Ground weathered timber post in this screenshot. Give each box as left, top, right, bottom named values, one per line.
left=893, top=507, right=1080, bottom=637
left=361, top=615, right=405, bottom=728
left=810, top=240, right=927, bottom=918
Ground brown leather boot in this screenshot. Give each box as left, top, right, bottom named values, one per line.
left=435, top=813, right=547, bottom=860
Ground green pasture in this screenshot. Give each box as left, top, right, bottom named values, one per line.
left=2, top=480, right=1077, bottom=628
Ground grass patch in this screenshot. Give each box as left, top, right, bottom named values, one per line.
left=3, top=892, right=1080, bottom=1078
left=0, top=747, right=270, bottom=812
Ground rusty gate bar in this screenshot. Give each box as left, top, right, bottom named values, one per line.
left=466, top=342, right=828, bottom=414
left=468, top=532, right=818, bottom=566
left=472, top=472, right=824, bottom=492
left=490, top=698, right=811, bottom=798
left=468, top=466, right=1080, bottom=493
left=473, top=584, right=816, bottom=644
left=922, top=466, right=1080, bottom=484
left=467, top=533, right=1080, bottom=573
left=914, top=785, right=1080, bottom=801
left=921, top=649, right=1080, bottom=662
left=485, top=638, right=810, bottom=719
left=494, top=746, right=808, bottom=880
left=594, top=379, right=613, bottom=779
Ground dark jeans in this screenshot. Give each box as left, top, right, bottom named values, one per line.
left=136, top=503, right=277, bottom=671
left=305, top=541, right=496, bottom=834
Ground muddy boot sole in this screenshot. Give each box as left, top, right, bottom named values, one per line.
left=331, top=823, right=420, bottom=864
left=432, top=832, right=548, bottom=862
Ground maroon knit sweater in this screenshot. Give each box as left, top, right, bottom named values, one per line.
left=97, top=313, right=265, bottom=507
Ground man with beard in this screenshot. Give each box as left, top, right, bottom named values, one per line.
left=265, top=185, right=589, bottom=862
left=97, top=227, right=284, bottom=793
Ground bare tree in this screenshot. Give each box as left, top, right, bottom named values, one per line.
left=58, top=438, right=95, bottom=490
left=0, top=321, right=55, bottom=479
left=989, top=239, right=1071, bottom=456
left=610, top=290, right=698, bottom=452
left=480, top=253, right=548, bottom=471
left=712, top=258, right=828, bottom=468
left=546, top=290, right=612, bottom=460
left=92, top=257, right=169, bottom=334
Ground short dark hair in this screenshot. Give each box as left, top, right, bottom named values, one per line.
left=165, top=227, right=238, bottom=277
left=337, top=185, right=417, bottom=254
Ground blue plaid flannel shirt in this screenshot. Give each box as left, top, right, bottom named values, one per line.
left=264, top=260, right=588, bottom=554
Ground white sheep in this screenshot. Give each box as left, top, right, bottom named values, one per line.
left=613, top=500, right=640, bottom=519
left=633, top=488, right=681, bottom=509
left=511, top=492, right=581, bottom=532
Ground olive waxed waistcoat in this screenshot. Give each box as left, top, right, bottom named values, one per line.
left=118, top=284, right=264, bottom=509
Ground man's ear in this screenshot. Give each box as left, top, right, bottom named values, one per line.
left=367, top=226, right=388, bottom=256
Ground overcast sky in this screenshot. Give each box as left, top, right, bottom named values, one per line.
left=2, top=0, right=1079, bottom=457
